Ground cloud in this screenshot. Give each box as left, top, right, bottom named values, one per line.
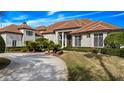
left=48, top=11, right=58, bottom=16
left=51, top=11, right=103, bottom=22
left=12, top=15, right=28, bottom=20
left=1, top=20, right=21, bottom=27
left=55, top=14, right=64, bottom=21
left=93, top=12, right=124, bottom=20
left=110, top=12, right=124, bottom=17
left=25, top=12, right=103, bottom=27
left=1, top=11, right=103, bottom=27
left=27, top=18, right=49, bottom=27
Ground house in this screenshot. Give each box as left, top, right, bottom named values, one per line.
left=0, top=19, right=122, bottom=48
left=0, top=22, right=41, bottom=47
left=41, top=19, right=122, bottom=48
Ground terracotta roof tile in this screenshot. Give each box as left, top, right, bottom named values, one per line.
left=70, top=21, right=121, bottom=34
left=42, top=19, right=93, bottom=34
left=0, top=24, right=22, bottom=34
left=35, top=26, right=47, bottom=31
left=18, top=22, right=34, bottom=30
left=0, top=22, right=34, bottom=34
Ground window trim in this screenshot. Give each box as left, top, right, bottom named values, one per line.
left=26, top=30, right=33, bottom=36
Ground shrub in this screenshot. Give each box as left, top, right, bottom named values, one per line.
left=53, top=44, right=61, bottom=53
left=6, top=47, right=28, bottom=52
left=104, top=32, right=124, bottom=48
left=120, top=48, right=124, bottom=57
left=101, top=48, right=120, bottom=56
left=0, top=35, right=5, bottom=53
left=92, top=49, right=99, bottom=54
left=0, top=57, right=11, bottom=69
left=101, top=48, right=124, bottom=57
left=25, top=41, right=39, bottom=52
left=63, top=47, right=96, bottom=52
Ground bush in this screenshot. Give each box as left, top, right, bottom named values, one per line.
left=120, top=48, right=124, bottom=57
left=92, top=49, right=99, bottom=54
left=101, top=48, right=124, bottom=57
left=63, top=47, right=97, bottom=52
left=0, top=35, right=5, bottom=53
left=0, top=57, right=11, bottom=69
left=104, top=32, right=124, bottom=48
left=53, top=44, right=61, bottom=53
left=6, top=47, right=27, bottom=52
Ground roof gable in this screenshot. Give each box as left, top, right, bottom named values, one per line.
left=70, top=21, right=122, bottom=34
left=42, top=19, right=93, bottom=34
left=0, top=24, right=22, bottom=34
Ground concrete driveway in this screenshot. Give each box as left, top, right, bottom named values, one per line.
left=0, top=53, right=68, bottom=81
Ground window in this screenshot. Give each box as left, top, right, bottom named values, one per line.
left=26, top=31, right=33, bottom=36
left=86, top=33, right=90, bottom=38
left=94, top=33, right=103, bottom=47
left=75, top=36, right=81, bottom=47
left=12, top=40, right=17, bottom=47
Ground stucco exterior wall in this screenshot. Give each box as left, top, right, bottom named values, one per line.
left=21, top=29, right=35, bottom=46
left=43, top=33, right=56, bottom=43
left=5, top=33, right=22, bottom=47
left=81, top=33, right=93, bottom=47
left=80, top=32, right=108, bottom=47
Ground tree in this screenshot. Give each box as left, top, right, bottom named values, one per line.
left=25, top=41, right=39, bottom=52
left=36, top=38, right=49, bottom=48
left=47, top=40, right=55, bottom=53
left=0, top=35, right=5, bottom=53
left=104, top=32, right=124, bottom=48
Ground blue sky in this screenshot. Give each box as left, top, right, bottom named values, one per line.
left=1, top=11, right=124, bottom=28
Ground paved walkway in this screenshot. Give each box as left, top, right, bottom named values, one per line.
left=0, top=53, right=68, bottom=81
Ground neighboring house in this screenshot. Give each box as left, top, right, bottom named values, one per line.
left=0, top=22, right=41, bottom=47
left=41, top=19, right=122, bottom=48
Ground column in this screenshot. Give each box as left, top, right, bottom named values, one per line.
left=72, top=35, right=75, bottom=47
left=55, top=31, right=59, bottom=44
left=65, top=34, right=67, bottom=47
left=62, top=32, right=64, bottom=48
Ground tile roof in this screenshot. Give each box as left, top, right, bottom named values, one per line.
left=42, top=19, right=93, bottom=34
left=0, top=22, right=34, bottom=34
left=18, top=22, right=34, bottom=30
left=35, top=26, right=47, bottom=31
left=0, top=24, right=22, bottom=34
left=70, top=21, right=122, bottom=34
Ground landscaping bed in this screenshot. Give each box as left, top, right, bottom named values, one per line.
left=59, top=51, right=124, bottom=81
left=0, top=57, right=11, bottom=70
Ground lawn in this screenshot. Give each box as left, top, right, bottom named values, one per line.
left=59, top=51, right=124, bottom=81
left=0, top=57, right=11, bottom=70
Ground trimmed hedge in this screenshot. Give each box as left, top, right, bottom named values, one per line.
left=101, top=48, right=124, bottom=57
left=0, top=35, right=5, bottom=53
left=6, top=47, right=27, bottom=52
left=63, top=47, right=124, bottom=57
left=63, top=47, right=99, bottom=52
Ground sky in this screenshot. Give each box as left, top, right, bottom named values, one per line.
left=1, top=11, right=124, bottom=28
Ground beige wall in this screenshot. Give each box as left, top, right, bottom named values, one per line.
left=2, top=33, right=22, bottom=47
left=43, top=33, right=56, bottom=43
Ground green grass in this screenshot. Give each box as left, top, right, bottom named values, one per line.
left=59, top=51, right=124, bottom=81
left=0, top=57, right=11, bottom=70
